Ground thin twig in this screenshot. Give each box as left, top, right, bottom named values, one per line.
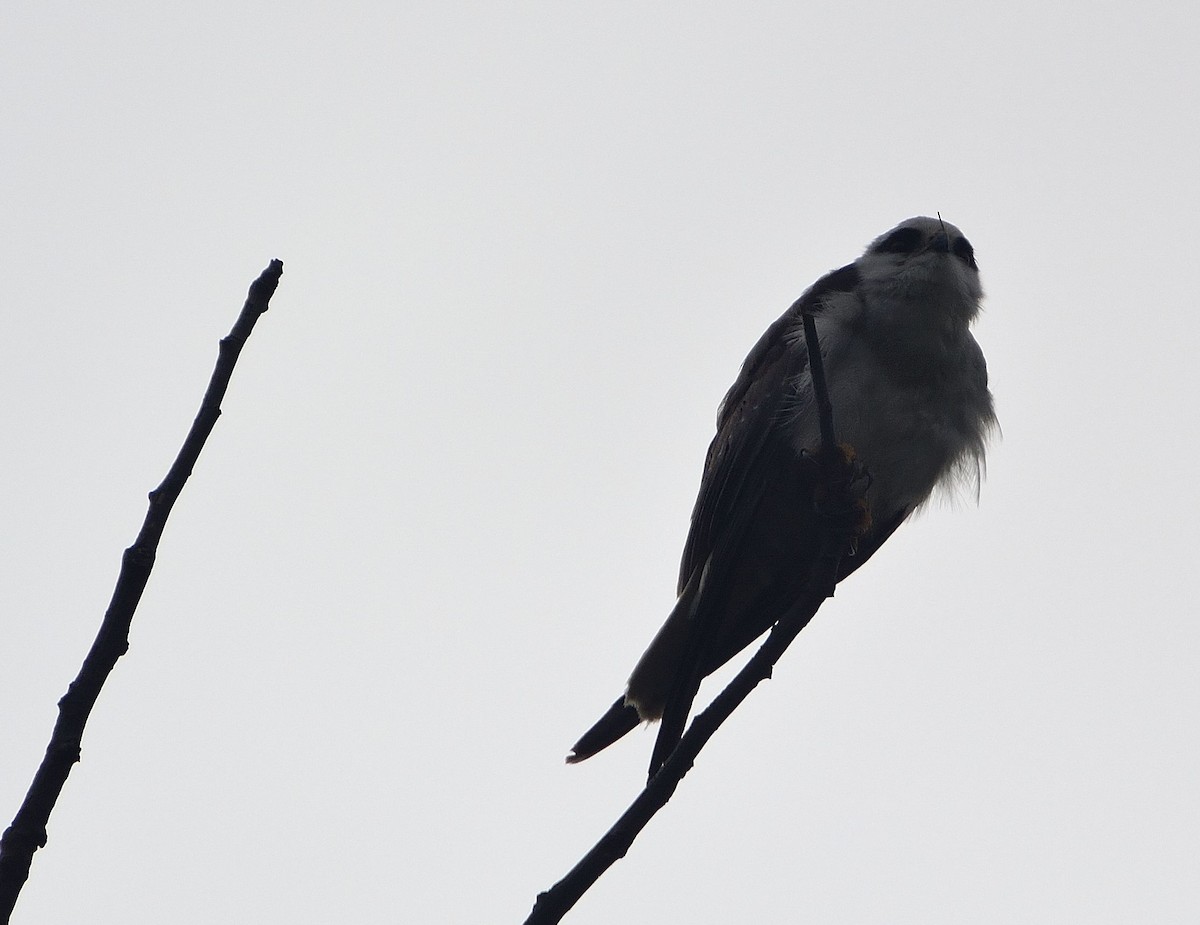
left=0, top=260, right=283, bottom=922
left=524, top=311, right=860, bottom=924
left=801, top=310, right=835, bottom=449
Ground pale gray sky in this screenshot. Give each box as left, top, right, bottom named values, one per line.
left=3, top=2, right=1198, bottom=922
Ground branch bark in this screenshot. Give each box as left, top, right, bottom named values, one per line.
left=0, top=260, right=284, bottom=922
left=524, top=308, right=862, bottom=924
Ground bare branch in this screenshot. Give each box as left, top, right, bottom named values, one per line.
left=0, top=260, right=284, bottom=921
left=524, top=313, right=863, bottom=924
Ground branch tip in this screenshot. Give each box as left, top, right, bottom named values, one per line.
left=0, top=262, right=284, bottom=918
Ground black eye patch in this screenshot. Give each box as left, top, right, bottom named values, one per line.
left=875, top=227, right=924, bottom=254
left=952, top=236, right=977, bottom=269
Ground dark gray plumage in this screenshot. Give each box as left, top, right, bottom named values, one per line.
left=568, top=217, right=996, bottom=770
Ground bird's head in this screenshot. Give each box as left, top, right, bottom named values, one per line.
left=857, top=216, right=983, bottom=322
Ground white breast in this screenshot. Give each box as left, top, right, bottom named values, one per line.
left=791, top=310, right=993, bottom=518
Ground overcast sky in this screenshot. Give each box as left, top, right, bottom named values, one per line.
left=3, top=2, right=1198, bottom=922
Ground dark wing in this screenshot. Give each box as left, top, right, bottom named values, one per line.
left=678, top=262, right=862, bottom=595
left=649, top=263, right=861, bottom=776
left=676, top=312, right=803, bottom=596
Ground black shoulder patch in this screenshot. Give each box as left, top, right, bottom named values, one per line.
left=799, top=262, right=859, bottom=312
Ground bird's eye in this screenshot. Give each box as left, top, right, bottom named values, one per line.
left=952, top=236, right=977, bottom=269
left=876, top=227, right=923, bottom=254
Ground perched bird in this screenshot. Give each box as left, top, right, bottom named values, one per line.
left=567, top=216, right=996, bottom=775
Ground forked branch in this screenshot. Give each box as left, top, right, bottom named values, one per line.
left=524, top=308, right=862, bottom=924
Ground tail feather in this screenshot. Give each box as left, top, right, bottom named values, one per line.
left=565, top=697, right=641, bottom=764
left=567, top=576, right=703, bottom=765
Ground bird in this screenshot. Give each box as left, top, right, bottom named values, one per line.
left=566, top=216, right=997, bottom=777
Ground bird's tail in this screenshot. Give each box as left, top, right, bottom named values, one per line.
left=565, top=697, right=641, bottom=764
left=565, top=580, right=701, bottom=764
